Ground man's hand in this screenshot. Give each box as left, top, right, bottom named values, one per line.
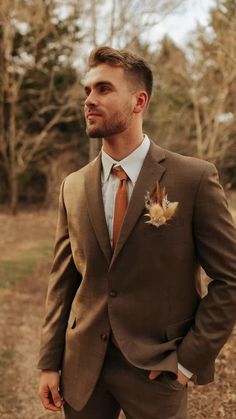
left=148, top=369, right=189, bottom=385
left=39, top=370, right=64, bottom=412
left=177, top=369, right=189, bottom=385
left=148, top=370, right=161, bottom=380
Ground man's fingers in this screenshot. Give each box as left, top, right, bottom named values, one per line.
left=39, top=385, right=62, bottom=411
left=39, top=371, right=63, bottom=411
left=177, top=369, right=189, bottom=385
left=148, top=370, right=161, bottom=380
left=44, top=399, right=61, bottom=412
left=50, top=384, right=63, bottom=408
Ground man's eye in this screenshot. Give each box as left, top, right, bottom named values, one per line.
left=99, top=85, right=110, bottom=93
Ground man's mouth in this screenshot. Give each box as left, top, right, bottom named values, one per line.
left=86, top=113, right=102, bottom=120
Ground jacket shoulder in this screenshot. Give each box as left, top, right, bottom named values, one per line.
left=159, top=148, right=217, bottom=191
left=63, top=155, right=100, bottom=187
left=163, top=148, right=214, bottom=174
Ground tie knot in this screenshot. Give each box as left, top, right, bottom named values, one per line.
left=111, top=166, right=128, bottom=181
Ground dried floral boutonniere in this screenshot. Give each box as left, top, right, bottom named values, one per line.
left=144, top=182, right=178, bottom=228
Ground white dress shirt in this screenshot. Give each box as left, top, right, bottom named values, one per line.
left=101, top=135, right=193, bottom=379
left=101, top=135, right=150, bottom=246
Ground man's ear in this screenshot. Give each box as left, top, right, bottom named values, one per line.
left=133, top=91, right=149, bottom=113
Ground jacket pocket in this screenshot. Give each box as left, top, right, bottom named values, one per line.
left=167, top=316, right=194, bottom=340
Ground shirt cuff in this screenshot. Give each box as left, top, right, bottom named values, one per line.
left=178, top=362, right=193, bottom=379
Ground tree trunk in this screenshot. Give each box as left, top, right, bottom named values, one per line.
left=0, top=24, right=4, bottom=147
left=8, top=95, right=18, bottom=214
left=0, top=23, right=6, bottom=168
left=89, top=137, right=102, bottom=161
left=9, top=167, right=18, bottom=214
left=44, top=160, right=59, bottom=209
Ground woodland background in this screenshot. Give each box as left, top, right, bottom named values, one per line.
left=0, top=1, right=236, bottom=418
left=0, top=0, right=236, bottom=213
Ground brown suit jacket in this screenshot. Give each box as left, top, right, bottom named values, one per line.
left=38, top=141, right=236, bottom=411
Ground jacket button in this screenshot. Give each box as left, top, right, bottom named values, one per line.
left=100, top=333, right=108, bottom=342
left=109, top=290, right=118, bottom=297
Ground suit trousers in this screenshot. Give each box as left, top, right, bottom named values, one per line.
left=64, top=342, right=188, bottom=419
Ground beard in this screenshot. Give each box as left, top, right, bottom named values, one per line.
left=86, top=106, right=133, bottom=138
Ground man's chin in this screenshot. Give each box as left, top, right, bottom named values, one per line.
left=86, top=128, right=103, bottom=138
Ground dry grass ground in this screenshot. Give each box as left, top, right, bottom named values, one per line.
left=0, top=208, right=235, bottom=419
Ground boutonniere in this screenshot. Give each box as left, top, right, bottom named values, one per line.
left=144, top=182, right=178, bottom=228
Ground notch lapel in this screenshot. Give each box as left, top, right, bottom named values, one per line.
left=109, top=142, right=166, bottom=268
left=85, top=154, right=112, bottom=264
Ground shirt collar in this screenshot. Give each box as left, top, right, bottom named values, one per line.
left=101, top=135, right=150, bottom=184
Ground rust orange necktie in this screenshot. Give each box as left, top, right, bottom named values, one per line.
left=111, top=166, right=128, bottom=248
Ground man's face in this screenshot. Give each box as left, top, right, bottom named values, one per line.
left=83, top=64, right=137, bottom=138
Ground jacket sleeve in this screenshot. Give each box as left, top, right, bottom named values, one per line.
left=38, top=180, right=82, bottom=371
left=177, top=163, right=236, bottom=375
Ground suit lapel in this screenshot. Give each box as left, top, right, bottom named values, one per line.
left=110, top=141, right=166, bottom=268
left=85, top=154, right=112, bottom=264
left=85, top=142, right=166, bottom=267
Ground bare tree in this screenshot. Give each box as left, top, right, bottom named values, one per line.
left=0, top=0, right=83, bottom=212
left=0, top=20, right=4, bottom=150
left=189, top=5, right=236, bottom=168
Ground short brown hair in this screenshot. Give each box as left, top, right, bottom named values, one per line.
left=88, top=46, right=153, bottom=100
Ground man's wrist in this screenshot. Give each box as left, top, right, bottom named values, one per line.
left=41, top=369, right=60, bottom=374
left=178, top=362, right=193, bottom=379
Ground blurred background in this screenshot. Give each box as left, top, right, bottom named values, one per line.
left=0, top=0, right=235, bottom=418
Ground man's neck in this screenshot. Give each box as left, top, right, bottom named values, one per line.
left=102, top=130, right=144, bottom=161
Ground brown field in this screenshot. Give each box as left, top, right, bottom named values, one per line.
left=0, top=208, right=235, bottom=419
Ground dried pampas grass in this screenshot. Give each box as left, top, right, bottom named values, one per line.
left=145, top=182, right=178, bottom=228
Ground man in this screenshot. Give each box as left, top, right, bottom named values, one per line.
left=38, top=46, right=236, bottom=419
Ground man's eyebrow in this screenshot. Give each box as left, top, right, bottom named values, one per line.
left=96, top=81, right=114, bottom=87
left=83, top=80, right=115, bottom=89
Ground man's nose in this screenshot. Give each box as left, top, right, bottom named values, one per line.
left=84, top=92, right=97, bottom=108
